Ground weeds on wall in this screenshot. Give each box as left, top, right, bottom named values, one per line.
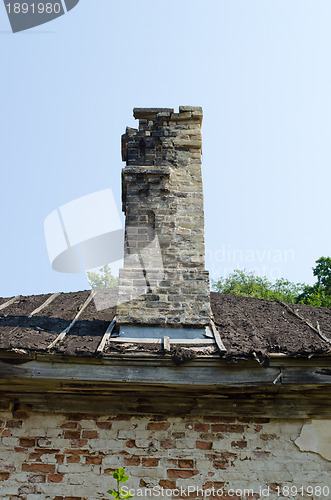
left=108, top=467, right=133, bottom=499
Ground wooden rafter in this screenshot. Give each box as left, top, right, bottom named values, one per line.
left=47, top=291, right=95, bottom=350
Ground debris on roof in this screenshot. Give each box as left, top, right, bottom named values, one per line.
left=210, top=292, right=331, bottom=358
left=0, top=290, right=330, bottom=361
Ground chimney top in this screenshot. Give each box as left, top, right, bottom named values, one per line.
left=133, top=108, right=174, bottom=120
left=133, top=107, right=203, bottom=122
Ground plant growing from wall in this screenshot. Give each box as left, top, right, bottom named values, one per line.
left=107, top=467, right=133, bottom=499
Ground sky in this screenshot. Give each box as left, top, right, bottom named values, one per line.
left=1, top=0, right=331, bottom=298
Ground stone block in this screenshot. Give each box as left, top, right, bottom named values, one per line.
left=133, top=108, right=174, bottom=119
left=179, top=106, right=203, bottom=114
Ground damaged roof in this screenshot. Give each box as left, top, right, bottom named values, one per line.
left=0, top=290, right=330, bottom=361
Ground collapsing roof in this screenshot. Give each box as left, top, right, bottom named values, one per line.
left=0, top=290, right=330, bottom=360
left=1, top=106, right=331, bottom=417
left=1, top=290, right=331, bottom=418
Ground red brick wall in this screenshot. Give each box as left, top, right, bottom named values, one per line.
left=0, top=410, right=329, bottom=499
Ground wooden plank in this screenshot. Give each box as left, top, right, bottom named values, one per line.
left=1, top=387, right=331, bottom=418
left=0, top=360, right=28, bottom=377
left=28, top=293, right=61, bottom=318
left=163, top=336, right=170, bottom=352
left=210, top=320, right=227, bottom=353
left=281, top=366, right=331, bottom=385
left=47, top=291, right=95, bottom=350
left=278, top=300, right=331, bottom=344
left=2, top=358, right=331, bottom=394
left=1, top=349, right=330, bottom=368
left=108, top=337, right=162, bottom=344
left=107, top=338, right=213, bottom=345
left=0, top=295, right=21, bottom=312
left=317, top=321, right=331, bottom=345
left=96, top=317, right=116, bottom=354
left=204, top=326, right=213, bottom=338
left=0, top=359, right=281, bottom=386
left=1, top=355, right=331, bottom=420
left=170, top=339, right=214, bottom=345
left=0, top=351, right=331, bottom=391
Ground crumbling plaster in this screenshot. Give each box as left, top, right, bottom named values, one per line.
left=295, top=419, right=331, bottom=461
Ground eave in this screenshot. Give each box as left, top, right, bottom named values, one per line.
left=1, top=352, right=331, bottom=418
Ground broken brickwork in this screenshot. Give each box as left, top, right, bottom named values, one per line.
left=117, top=107, right=211, bottom=328
left=0, top=410, right=330, bottom=499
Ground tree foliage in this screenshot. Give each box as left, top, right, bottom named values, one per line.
left=87, top=259, right=331, bottom=308
left=213, top=257, right=331, bottom=307
left=295, top=257, right=331, bottom=307
left=212, top=269, right=305, bottom=304
left=86, top=264, right=118, bottom=289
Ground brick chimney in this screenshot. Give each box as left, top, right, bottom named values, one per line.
left=117, top=107, right=211, bottom=334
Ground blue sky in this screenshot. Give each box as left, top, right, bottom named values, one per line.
left=1, top=0, right=331, bottom=297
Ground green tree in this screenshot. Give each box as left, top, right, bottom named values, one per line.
left=86, top=264, right=118, bottom=289
left=296, top=257, right=331, bottom=307
left=212, top=269, right=305, bottom=304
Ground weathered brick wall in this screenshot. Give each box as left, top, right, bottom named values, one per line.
left=0, top=410, right=330, bottom=499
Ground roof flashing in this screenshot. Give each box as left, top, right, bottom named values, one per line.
left=117, top=325, right=208, bottom=340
